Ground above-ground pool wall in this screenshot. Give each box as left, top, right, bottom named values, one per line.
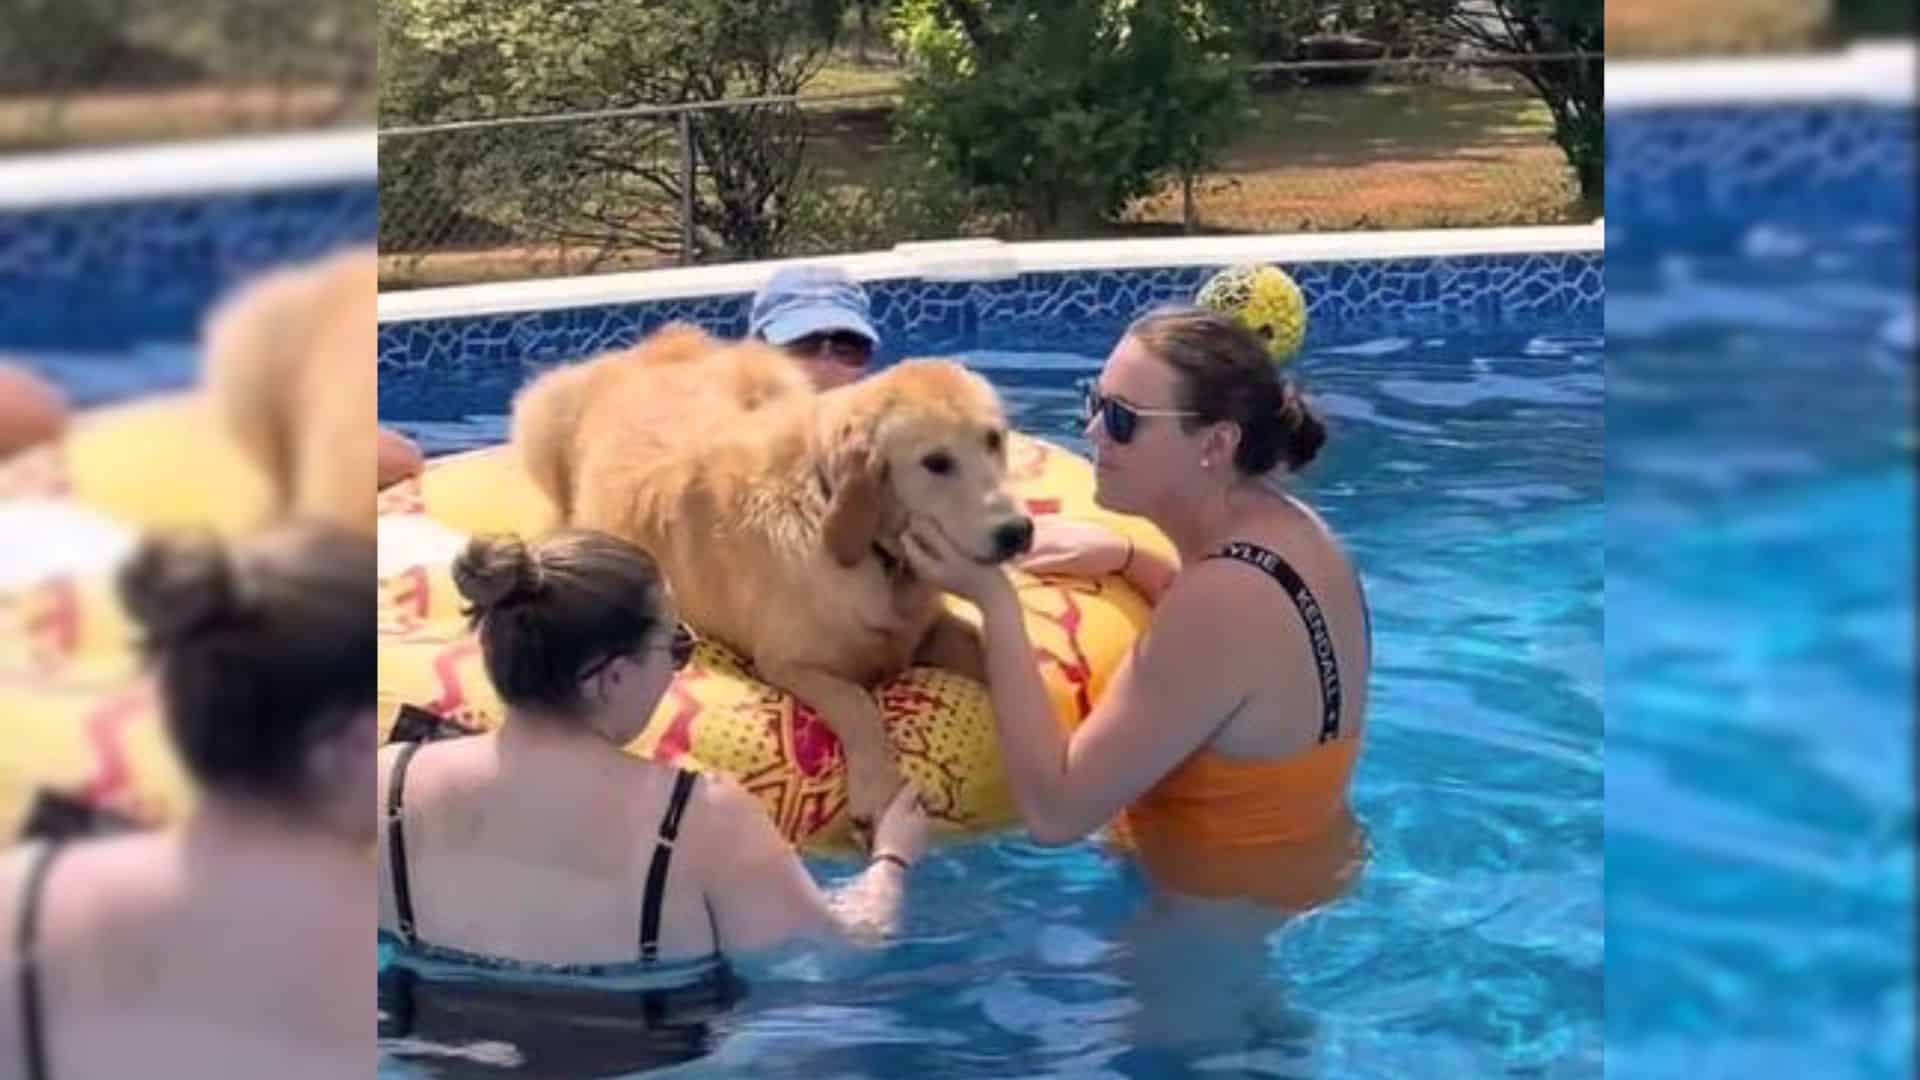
left=375, top=241, right=1602, bottom=418
left=1607, top=45, right=1916, bottom=258
left=1608, top=105, right=1914, bottom=257
left=0, top=132, right=377, bottom=352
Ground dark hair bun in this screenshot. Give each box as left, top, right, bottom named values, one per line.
left=453, top=535, right=542, bottom=611
left=117, top=533, right=240, bottom=645
left=1278, top=384, right=1327, bottom=470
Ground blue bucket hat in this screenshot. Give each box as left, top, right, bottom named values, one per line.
left=748, top=265, right=881, bottom=351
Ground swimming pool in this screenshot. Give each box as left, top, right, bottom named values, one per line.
left=1607, top=47, right=1915, bottom=1079
left=376, top=241, right=1604, bottom=1074
left=0, top=132, right=376, bottom=404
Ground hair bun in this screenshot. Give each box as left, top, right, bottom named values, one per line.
left=1276, top=382, right=1327, bottom=470
left=117, top=533, right=240, bottom=645
left=453, top=535, right=543, bottom=611
left=1276, top=382, right=1300, bottom=422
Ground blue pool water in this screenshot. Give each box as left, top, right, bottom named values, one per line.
left=5, top=345, right=199, bottom=409
left=1606, top=221, right=1914, bottom=1078
left=379, top=326, right=1604, bottom=1077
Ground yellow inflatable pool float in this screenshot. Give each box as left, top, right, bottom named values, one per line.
left=3, top=396, right=1168, bottom=853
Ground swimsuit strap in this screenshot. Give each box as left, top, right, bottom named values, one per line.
left=386, top=741, right=425, bottom=948
left=16, top=839, right=62, bottom=1080
left=1208, top=541, right=1344, bottom=743
left=639, top=770, right=700, bottom=963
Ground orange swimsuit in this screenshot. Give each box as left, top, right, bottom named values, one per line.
left=1114, top=739, right=1366, bottom=910
left=1106, top=541, right=1369, bottom=911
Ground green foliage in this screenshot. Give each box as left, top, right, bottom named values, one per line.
left=894, top=0, right=1248, bottom=235
left=0, top=0, right=366, bottom=95
left=379, top=0, right=847, bottom=258
left=1442, top=0, right=1601, bottom=199
left=0, top=0, right=142, bottom=94
left=1830, top=0, right=1914, bottom=37
left=786, top=153, right=986, bottom=253
left=1209, top=0, right=1458, bottom=62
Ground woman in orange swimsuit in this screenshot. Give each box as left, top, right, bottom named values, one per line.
left=904, top=305, right=1372, bottom=911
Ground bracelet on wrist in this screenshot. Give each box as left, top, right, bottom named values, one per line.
left=1117, top=535, right=1135, bottom=578
left=870, top=851, right=913, bottom=872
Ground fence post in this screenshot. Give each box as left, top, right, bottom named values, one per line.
left=679, top=110, right=696, bottom=265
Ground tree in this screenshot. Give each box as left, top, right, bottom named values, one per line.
left=379, top=0, right=844, bottom=260
left=1443, top=0, right=1601, bottom=199
left=894, top=0, right=1248, bottom=235
left=1209, top=0, right=1459, bottom=65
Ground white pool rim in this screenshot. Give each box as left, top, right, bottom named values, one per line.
left=0, top=128, right=375, bottom=213
left=1608, top=39, right=1915, bottom=109
left=376, top=223, right=1603, bottom=324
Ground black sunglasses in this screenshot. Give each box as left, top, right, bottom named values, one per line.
left=785, top=331, right=873, bottom=368
left=1079, top=378, right=1199, bottom=445
left=664, top=622, right=697, bottom=670
left=580, top=622, right=697, bottom=682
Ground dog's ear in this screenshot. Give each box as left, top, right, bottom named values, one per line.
left=821, top=419, right=895, bottom=568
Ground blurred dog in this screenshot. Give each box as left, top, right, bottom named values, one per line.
left=200, top=246, right=376, bottom=537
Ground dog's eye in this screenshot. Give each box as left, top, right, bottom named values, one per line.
left=922, top=451, right=954, bottom=476
left=985, top=430, right=1004, bottom=454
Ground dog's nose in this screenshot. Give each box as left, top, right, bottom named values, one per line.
left=994, top=516, right=1035, bottom=560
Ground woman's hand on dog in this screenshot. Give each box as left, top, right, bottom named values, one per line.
left=902, top=515, right=1013, bottom=604
left=1014, top=517, right=1130, bottom=579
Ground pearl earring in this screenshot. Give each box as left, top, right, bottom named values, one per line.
left=1201, top=457, right=1212, bottom=469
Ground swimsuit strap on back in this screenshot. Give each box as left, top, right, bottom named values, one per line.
left=386, top=740, right=425, bottom=948
left=16, top=839, right=63, bottom=1080
left=639, top=770, right=700, bottom=963
left=1207, top=541, right=1344, bottom=743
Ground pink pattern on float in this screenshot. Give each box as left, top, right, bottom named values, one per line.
left=78, top=685, right=149, bottom=809
left=650, top=668, right=707, bottom=763
left=24, top=578, right=79, bottom=673
left=385, top=566, right=430, bottom=631
left=786, top=700, right=843, bottom=778
left=1022, top=582, right=1100, bottom=719
left=426, top=639, right=481, bottom=717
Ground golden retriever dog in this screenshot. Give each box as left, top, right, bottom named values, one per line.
left=512, top=323, right=1034, bottom=831
left=200, top=246, right=376, bottom=537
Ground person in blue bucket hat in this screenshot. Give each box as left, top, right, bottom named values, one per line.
left=748, top=264, right=881, bottom=390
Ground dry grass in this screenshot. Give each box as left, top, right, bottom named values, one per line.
left=378, top=245, right=682, bottom=290
left=1130, top=79, right=1582, bottom=232
left=0, top=83, right=371, bottom=152
left=802, top=58, right=905, bottom=99
left=1607, top=0, right=1832, bottom=54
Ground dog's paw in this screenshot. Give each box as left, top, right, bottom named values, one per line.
left=844, top=750, right=904, bottom=846
left=830, top=430, right=877, bottom=491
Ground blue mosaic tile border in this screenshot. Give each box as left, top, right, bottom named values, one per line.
left=377, top=251, right=1602, bottom=416
left=1607, top=104, right=1915, bottom=256
left=0, top=181, right=377, bottom=351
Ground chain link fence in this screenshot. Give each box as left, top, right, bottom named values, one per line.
left=378, top=52, right=1599, bottom=290
left=0, top=0, right=374, bottom=152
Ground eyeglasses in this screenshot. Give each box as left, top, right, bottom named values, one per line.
left=1080, top=378, right=1199, bottom=445
left=784, top=332, right=873, bottom=368
left=579, top=622, right=697, bottom=683
left=661, top=623, right=697, bottom=670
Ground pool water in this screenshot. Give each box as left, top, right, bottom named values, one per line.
left=1606, top=224, right=1914, bottom=1078
left=4, top=344, right=199, bottom=409
left=379, top=326, right=1604, bottom=1077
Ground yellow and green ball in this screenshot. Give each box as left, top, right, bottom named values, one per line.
left=1195, top=264, right=1308, bottom=365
